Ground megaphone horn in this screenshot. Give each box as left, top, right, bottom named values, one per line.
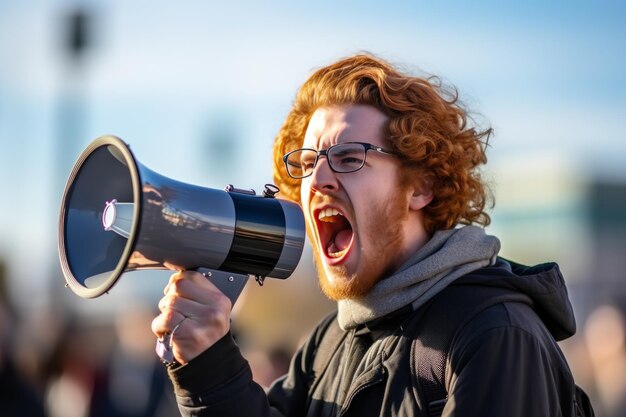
left=58, top=135, right=305, bottom=305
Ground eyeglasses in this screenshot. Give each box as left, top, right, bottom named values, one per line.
left=282, top=142, right=395, bottom=179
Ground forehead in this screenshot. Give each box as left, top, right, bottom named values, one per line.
left=302, top=105, right=388, bottom=149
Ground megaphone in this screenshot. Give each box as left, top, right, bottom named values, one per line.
left=58, top=135, right=306, bottom=305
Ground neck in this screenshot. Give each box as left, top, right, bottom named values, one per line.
left=391, top=213, right=431, bottom=274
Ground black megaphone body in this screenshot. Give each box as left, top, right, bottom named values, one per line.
left=58, top=135, right=306, bottom=305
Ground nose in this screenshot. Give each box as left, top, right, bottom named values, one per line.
left=308, top=156, right=339, bottom=194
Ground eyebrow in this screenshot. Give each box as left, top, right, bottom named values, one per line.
left=331, top=147, right=357, bottom=157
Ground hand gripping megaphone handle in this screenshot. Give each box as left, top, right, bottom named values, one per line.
left=155, top=267, right=248, bottom=365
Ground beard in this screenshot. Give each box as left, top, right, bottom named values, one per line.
left=312, top=191, right=410, bottom=301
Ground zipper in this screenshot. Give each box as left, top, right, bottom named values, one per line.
left=338, top=367, right=386, bottom=417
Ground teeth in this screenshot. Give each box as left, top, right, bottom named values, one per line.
left=318, top=208, right=343, bottom=222
left=327, top=248, right=348, bottom=258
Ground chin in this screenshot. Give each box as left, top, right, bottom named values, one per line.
left=316, top=261, right=380, bottom=301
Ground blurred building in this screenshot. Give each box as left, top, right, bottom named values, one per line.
left=490, top=153, right=626, bottom=309
left=489, top=153, right=626, bottom=416
left=587, top=182, right=626, bottom=304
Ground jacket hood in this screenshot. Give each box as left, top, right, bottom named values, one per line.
left=458, top=258, right=577, bottom=341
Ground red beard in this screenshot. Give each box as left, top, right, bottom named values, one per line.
left=311, top=191, right=410, bottom=301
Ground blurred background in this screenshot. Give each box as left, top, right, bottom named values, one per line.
left=1, top=0, right=625, bottom=415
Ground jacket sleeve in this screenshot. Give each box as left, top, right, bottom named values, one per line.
left=167, top=331, right=272, bottom=416
left=442, top=303, right=576, bottom=417
left=167, top=323, right=326, bottom=417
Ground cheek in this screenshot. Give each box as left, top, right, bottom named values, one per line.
left=354, top=185, right=404, bottom=236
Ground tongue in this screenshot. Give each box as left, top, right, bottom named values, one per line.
left=332, top=229, right=353, bottom=252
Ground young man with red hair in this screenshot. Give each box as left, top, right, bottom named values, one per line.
left=152, top=54, right=585, bottom=416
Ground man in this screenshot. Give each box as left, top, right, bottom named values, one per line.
left=152, top=54, right=581, bottom=416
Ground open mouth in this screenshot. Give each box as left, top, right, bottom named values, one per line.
left=316, top=207, right=354, bottom=261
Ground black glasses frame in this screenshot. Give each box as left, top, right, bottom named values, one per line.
left=282, top=142, right=395, bottom=179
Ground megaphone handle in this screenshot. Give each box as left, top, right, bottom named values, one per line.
left=196, top=268, right=249, bottom=307
left=156, top=270, right=247, bottom=366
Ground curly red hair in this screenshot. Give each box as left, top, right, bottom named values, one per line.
left=273, top=53, right=493, bottom=233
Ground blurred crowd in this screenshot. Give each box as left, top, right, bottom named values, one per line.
left=1, top=258, right=626, bottom=417
left=0, top=259, right=300, bottom=417
left=0, top=260, right=179, bottom=417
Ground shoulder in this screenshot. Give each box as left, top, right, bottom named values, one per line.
left=411, top=274, right=570, bottom=374
left=446, top=293, right=574, bottom=393
left=428, top=276, right=560, bottom=353
left=453, top=301, right=557, bottom=356
left=409, top=269, right=576, bottom=414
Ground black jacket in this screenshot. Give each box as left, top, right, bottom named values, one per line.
left=167, top=259, right=578, bottom=416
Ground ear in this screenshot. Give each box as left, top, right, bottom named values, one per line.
left=408, top=178, right=433, bottom=211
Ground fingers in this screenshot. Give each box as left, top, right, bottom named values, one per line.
left=152, top=270, right=232, bottom=364
left=164, top=270, right=219, bottom=297
left=161, top=270, right=232, bottom=318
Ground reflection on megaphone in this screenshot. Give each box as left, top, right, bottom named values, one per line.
left=58, top=135, right=305, bottom=305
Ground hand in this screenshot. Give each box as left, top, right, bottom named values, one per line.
left=151, top=270, right=232, bottom=365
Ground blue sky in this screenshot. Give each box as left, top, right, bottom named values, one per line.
left=0, top=0, right=625, bottom=305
